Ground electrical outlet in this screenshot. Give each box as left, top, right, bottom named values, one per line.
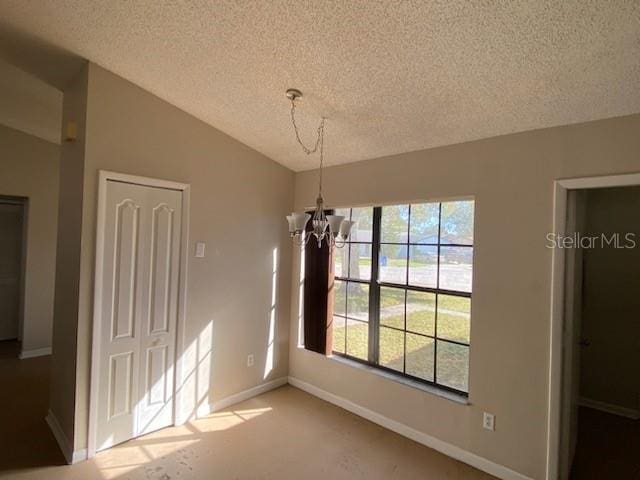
left=483, top=412, right=495, bottom=431
left=247, top=354, right=254, bottom=367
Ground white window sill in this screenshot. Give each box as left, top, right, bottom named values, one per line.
left=326, top=352, right=470, bottom=406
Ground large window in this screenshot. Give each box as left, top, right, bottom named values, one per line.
left=331, top=201, right=474, bottom=395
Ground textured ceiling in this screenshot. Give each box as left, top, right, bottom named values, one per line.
left=0, top=1, right=639, bottom=171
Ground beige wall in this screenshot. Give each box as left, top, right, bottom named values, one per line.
left=580, top=187, right=640, bottom=412
left=53, top=63, right=294, bottom=451
left=50, top=65, right=89, bottom=445
left=290, top=113, right=640, bottom=479
left=0, top=124, right=59, bottom=352
left=0, top=59, right=63, bottom=145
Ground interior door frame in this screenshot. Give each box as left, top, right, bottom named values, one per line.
left=546, top=171, right=640, bottom=480
left=88, top=170, right=190, bottom=458
left=0, top=195, right=28, bottom=344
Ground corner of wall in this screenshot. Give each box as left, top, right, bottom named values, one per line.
left=49, top=63, right=90, bottom=451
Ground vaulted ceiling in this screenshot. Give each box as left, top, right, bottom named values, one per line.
left=0, top=59, right=62, bottom=144
left=0, top=1, right=638, bottom=171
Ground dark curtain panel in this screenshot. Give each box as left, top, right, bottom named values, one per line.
left=303, top=211, right=334, bottom=355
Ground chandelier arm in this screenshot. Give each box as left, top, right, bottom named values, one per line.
left=333, top=237, right=347, bottom=249
left=294, top=231, right=311, bottom=248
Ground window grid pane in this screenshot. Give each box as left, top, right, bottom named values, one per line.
left=379, top=244, right=407, bottom=284
left=440, top=201, right=474, bottom=245
left=381, top=205, right=409, bottom=243
left=349, top=243, right=372, bottom=281
left=331, top=201, right=473, bottom=395
left=336, top=208, right=373, bottom=283
left=333, top=279, right=346, bottom=316
left=350, top=207, right=374, bottom=243
left=379, top=326, right=404, bottom=373
left=436, top=340, right=469, bottom=391
left=333, top=207, right=351, bottom=355
left=379, top=286, right=405, bottom=330
left=346, top=318, right=368, bottom=360
left=332, top=315, right=346, bottom=354
left=438, top=246, right=473, bottom=293
left=406, top=290, right=435, bottom=336
left=409, top=202, right=440, bottom=244
left=347, top=282, right=370, bottom=321
left=406, top=333, right=435, bottom=381
left=334, top=207, right=374, bottom=358
left=408, top=245, right=438, bottom=288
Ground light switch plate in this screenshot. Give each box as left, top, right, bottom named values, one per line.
left=195, top=242, right=206, bottom=258
left=247, top=354, right=254, bottom=367
left=483, top=412, right=495, bottom=431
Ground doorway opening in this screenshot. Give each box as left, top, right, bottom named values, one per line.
left=548, top=174, right=640, bottom=480
left=0, top=195, right=63, bottom=470
left=0, top=195, right=27, bottom=356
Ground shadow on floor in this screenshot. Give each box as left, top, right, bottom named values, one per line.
left=0, top=340, right=66, bottom=473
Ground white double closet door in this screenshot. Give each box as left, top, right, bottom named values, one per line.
left=94, top=179, right=183, bottom=452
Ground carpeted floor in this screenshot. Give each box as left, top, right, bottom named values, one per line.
left=0, top=339, right=496, bottom=480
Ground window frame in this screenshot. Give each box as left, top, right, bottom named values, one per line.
left=331, top=202, right=473, bottom=397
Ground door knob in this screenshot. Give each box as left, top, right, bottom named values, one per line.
left=579, top=339, right=591, bottom=347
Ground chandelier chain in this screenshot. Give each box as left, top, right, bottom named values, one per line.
left=318, top=116, right=325, bottom=195
left=285, top=88, right=351, bottom=249
left=289, top=99, right=324, bottom=155
left=289, top=98, right=326, bottom=195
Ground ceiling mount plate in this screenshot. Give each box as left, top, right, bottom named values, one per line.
left=286, top=88, right=302, bottom=100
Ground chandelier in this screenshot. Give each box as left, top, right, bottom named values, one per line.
left=285, top=89, right=354, bottom=248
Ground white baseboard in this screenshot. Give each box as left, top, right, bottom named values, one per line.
left=197, top=377, right=288, bottom=418
left=71, top=448, right=87, bottom=464
left=288, top=376, right=533, bottom=480
left=45, top=410, right=87, bottom=464
left=20, top=346, right=52, bottom=359
left=579, top=397, right=640, bottom=420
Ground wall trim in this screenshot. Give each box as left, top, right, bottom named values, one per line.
left=579, top=397, right=640, bottom=420
left=19, top=346, right=52, bottom=359
left=197, top=377, right=288, bottom=418
left=45, top=410, right=87, bottom=464
left=548, top=172, right=640, bottom=480
left=71, top=448, right=88, bottom=464
left=288, top=376, right=533, bottom=480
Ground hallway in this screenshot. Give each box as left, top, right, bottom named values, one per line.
left=0, top=340, right=65, bottom=474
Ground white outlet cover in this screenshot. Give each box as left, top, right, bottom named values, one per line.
left=195, top=242, right=206, bottom=258
left=247, top=354, right=254, bottom=367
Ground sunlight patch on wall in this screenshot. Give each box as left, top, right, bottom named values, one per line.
left=263, top=248, right=278, bottom=379
left=297, top=245, right=305, bottom=347
left=176, top=320, right=213, bottom=422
